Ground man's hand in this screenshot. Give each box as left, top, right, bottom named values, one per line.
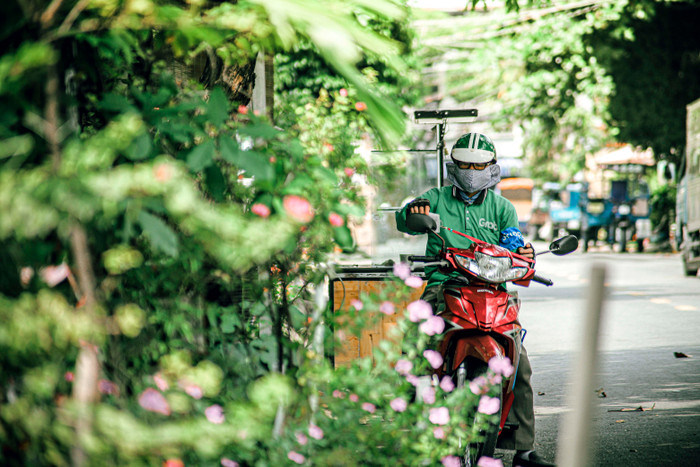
left=407, top=198, right=430, bottom=215
left=517, top=242, right=535, bottom=260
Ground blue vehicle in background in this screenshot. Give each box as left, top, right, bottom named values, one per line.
left=547, top=183, right=585, bottom=242
left=580, top=196, right=614, bottom=252
left=545, top=180, right=647, bottom=253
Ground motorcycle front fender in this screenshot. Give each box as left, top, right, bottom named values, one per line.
left=446, top=334, right=506, bottom=372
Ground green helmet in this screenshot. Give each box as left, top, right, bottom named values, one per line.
left=450, top=133, right=497, bottom=164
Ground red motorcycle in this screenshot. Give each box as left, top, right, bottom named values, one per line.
left=405, top=213, right=578, bottom=465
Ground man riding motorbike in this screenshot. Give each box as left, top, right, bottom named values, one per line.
left=395, top=132, right=554, bottom=467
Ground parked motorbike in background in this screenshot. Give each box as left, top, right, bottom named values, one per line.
left=612, top=202, right=632, bottom=253
left=405, top=213, right=578, bottom=466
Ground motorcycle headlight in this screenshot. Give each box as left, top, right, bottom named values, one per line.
left=455, top=253, right=528, bottom=283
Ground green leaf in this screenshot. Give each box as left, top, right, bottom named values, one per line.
left=207, top=87, right=229, bottom=128
left=219, top=136, right=274, bottom=180
left=137, top=210, right=179, bottom=257
left=237, top=122, right=280, bottom=139
left=100, top=93, right=138, bottom=113
left=124, top=132, right=153, bottom=160
left=221, top=313, right=241, bottom=333
left=313, top=165, right=338, bottom=184
left=283, top=173, right=314, bottom=192
left=204, top=165, right=226, bottom=202
left=186, top=140, right=215, bottom=172
left=335, top=202, right=365, bottom=219
left=289, top=305, right=306, bottom=329
left=333, top=225, right=355, bottom=253
left=156, top=121, right=196, bottom=144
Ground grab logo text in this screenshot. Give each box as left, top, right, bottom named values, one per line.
left=478, top=218, right=498, bottom=231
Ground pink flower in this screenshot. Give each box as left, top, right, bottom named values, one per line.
left=394, top=359, right=413, bottom=375
left=205, top=404, right=225, bottom=424
left=392, top=262, right=411, bottom=280
left=478, top=395, right=501, bottom=415
left=421, top=386, right=436, bottom=404
left=65, top=371, right=74, bottom=382
left=442, top=456, right=461, bottom=467
left=288, top=451, right=305, bottom=464
left=350, top=299, right=363, bottom=311
left=355, top=101, right=367, bottom=111
left=419, top=315, right=445, bottom=336
left=489, top=373, right=503, bottom=385
left=283, top=195, right=314, bottom=223
left=349, top=394, right=359, bottom=402
left=423, top=350, right=443, bottom=369
left=323, top=142, right=334, bottom=152
left=440, top=376, right=455, bottom=393
left=362, top=402, right=376, bottom=413
left=488, top=357, right=514, bottom=377
left=98, top=379, right=119, bottom=396
left=182, top=383, right=203, bottom=399
left=221, top=459, right=239, bottom=467
left=40, top=263, right=70, bottom=287
left=251, top=203, right=271, bottom=218
left=138, top=388, right=171, bottom=415
left=20, top=266, right=34, bottom=286
left=470, top=375, right=490, bottom=395
left=339, top=88, right=348, bottom=97
left=379, top=301, right=395, bottom=315
left=328, top=212, right=344, bottom=227
left=344, top=167, right=355, bottom=177
left=308, top=423, right=324, bottom=440
left=407, top=300, right=432, bottom=322
left=238, top=105, right=248, bottom=114
left=164, top=459, right=184, bottom=467
left=406, top=374, right=420, bottom=386
left=433, top=427, right=446, bottom=439
left=295, top=432, right=308, bottom=445
left=153, top=372, right=169, bottom=391
left=332, top=390, right=345, bottom=399
left=477, top=457, right=504, bottom=467
left=405, top=275, right=423, bottom=288
left=429, top=407, right=450, bottom=425
left=390, top=397, right=407, bottom=412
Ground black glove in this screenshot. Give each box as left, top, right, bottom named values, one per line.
left=406, top=198, right=430, bottom=212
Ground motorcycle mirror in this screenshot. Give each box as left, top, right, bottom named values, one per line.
left=549, top=235, right=579, bottom=256
left=406, top=213, right=437, bottom=233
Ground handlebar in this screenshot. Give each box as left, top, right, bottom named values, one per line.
left=410, top=255, right=554, bottom=286
left=407, top=255, right=441, bottom=262
left=531, top=274, right=553, bottom=286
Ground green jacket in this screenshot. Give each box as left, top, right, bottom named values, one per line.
left=395, top=186, right=522, bottom=289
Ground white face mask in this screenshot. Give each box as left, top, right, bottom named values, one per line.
left=446, top=163, right=501, bottom=194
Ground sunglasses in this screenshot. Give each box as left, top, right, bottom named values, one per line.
left=455, top=160, right=495, bottom=170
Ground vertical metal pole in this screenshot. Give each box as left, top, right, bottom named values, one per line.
left=436, top=122, right=445, bottom=188
left=555, top=263, right=607, bottom=467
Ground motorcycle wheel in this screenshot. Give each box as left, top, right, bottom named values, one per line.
left=455, top=359, right=502, bottom=467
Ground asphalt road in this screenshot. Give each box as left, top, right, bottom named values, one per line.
left=494, top=243, right=700, bottom=466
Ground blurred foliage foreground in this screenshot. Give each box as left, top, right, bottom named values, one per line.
left=0, top=0, right=498, bottom=465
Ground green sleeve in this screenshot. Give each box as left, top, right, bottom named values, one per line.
left=501, top=201, right=520, bottom=230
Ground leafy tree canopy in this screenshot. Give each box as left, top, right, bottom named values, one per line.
left=413, top=0, right=700, bottom=181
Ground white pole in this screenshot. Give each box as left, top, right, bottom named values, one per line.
left=555, top=263, right=607, bottom=467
